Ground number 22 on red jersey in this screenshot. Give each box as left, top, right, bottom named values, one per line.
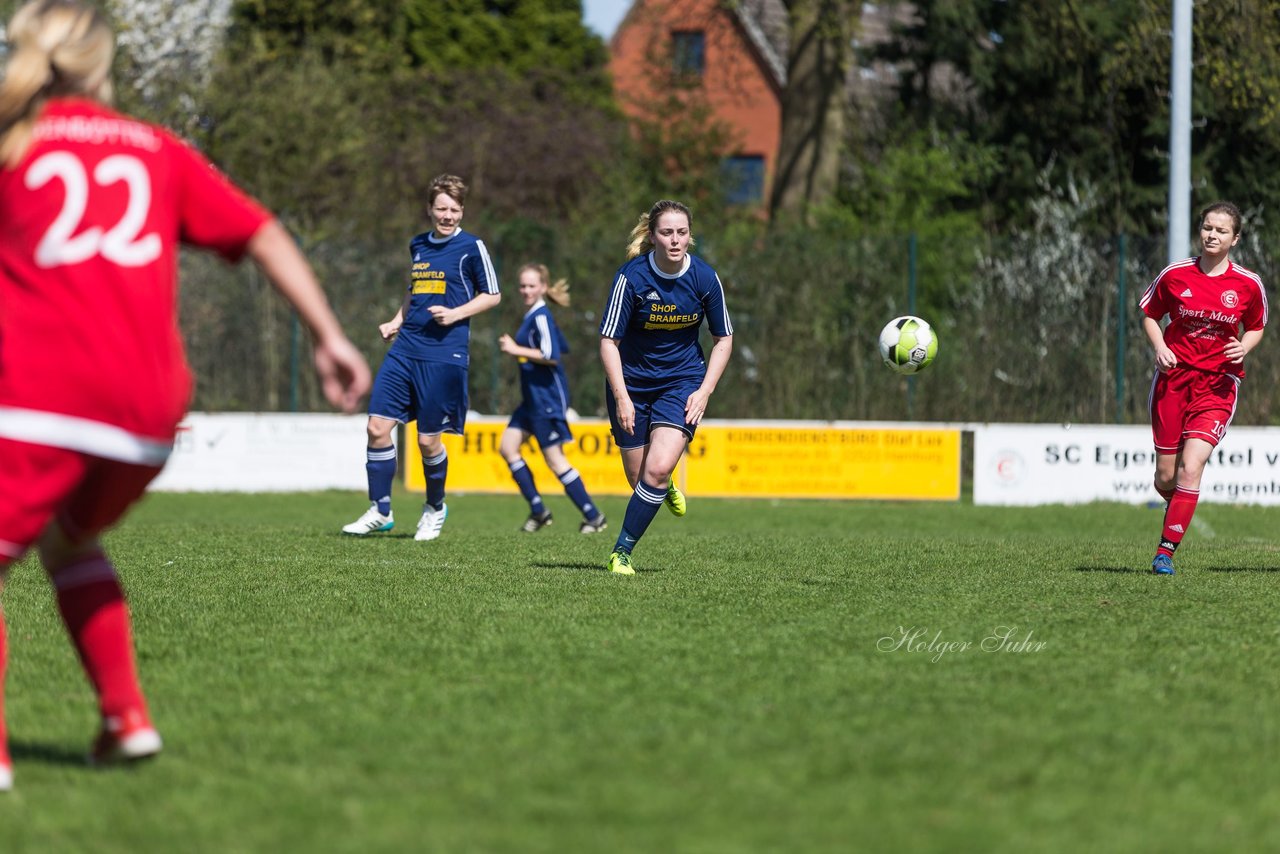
left=24, top=150, right=161, bottom=269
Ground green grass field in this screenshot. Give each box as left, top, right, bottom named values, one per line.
left=3, top=489, right=1280, bottom=852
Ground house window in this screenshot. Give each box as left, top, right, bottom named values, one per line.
left=722, top=155, right=766, bottom=205
left=672, top=31, right=705, bottom=77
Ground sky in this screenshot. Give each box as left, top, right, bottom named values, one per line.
left=582, top=0, right=631, bottom=40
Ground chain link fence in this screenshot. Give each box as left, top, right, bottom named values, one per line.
left=178, top=222, right=1280, bottom=427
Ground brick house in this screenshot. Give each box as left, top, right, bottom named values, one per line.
left=607, top=1, right=912, bottom=210
left=607, top=0, right=789, bottom=207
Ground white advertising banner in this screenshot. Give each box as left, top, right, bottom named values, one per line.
left=150, top=413, right=368, bottom=492
left=974, top=423, right=1280, bottom=506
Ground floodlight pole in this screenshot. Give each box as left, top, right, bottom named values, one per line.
left=1167, top=0, right=1192, bottom=264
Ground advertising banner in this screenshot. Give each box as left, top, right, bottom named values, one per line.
left=973, top=423, right=1280, bottom=505
left=684, top=423, right=960, bottom=499
left=406, top=418, right=961, bottom=501
left=406, top=417, right=631, bottom=496
left=151, top=413, right=368, bottom=492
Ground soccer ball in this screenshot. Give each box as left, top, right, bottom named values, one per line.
left=878, top=315, right=938, bottom=375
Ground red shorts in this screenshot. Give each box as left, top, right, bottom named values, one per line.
left=1149, top=367, right=1240, bottom=453
left=0, top=438, right=162, bottom=563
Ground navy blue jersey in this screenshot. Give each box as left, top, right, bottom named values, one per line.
left=599, top=252, right=733, bottom=391
left=389, top=228, right=499, bottom=366
left=515, top=300, right=571, bottom=417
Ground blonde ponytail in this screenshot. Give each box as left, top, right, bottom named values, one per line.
left=625, top=212, right=652, bottom=259
left=624, top=199, right=694, bottom=260
left=0, top=0, right=114, bottom=168
left=546, top=278, right=571, bottom=308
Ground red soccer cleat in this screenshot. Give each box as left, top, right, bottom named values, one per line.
left=89, top=708, right=162, bottom=766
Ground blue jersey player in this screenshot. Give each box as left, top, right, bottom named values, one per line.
left=598, top=200, right=734, bottom=574
left=343, top=174, right=501, bottom=541
left=498, top=264, right=608, bottom=534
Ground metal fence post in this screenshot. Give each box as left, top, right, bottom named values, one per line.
left=290, top=313, right=300, bottom=412
left=1115, top=233, right=1127, bottom=423
left=907, top=233, right=918, bottom=419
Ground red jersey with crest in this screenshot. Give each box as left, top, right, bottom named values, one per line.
left=1139, top=257, right=1269, bottom=378
left=0, top=98, right=270, bottom=464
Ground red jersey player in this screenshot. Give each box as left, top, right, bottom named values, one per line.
left=1139, top=201, right=1268, bottom=576
left=0, top=0, right=371, bottom=790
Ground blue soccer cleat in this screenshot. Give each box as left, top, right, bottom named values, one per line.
left=1151, top=554, right=1175, bottom=576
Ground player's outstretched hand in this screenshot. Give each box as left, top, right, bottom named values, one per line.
left=313, top=336, right=371, bottom=414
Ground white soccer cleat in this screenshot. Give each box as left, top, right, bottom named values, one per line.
left=89, top=709, right=162, bottom=766
left=578, top=514, right=608, bottom=534
left=522, top=510, right=554, bottom=533
left=414, top=503, right=448, bottom=541
left=0, top=763, right=11, bottom=792
left=342, top=504, right=394, bottom=535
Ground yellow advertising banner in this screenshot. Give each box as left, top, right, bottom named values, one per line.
left=405, top=417, right=630, bottom=496
left=686, top=423, right=960, bottom=500
left=405, top=418, right=960, bottom=501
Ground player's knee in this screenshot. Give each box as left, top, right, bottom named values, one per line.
left=1178, top=460, right=1206, bottom=484
left=643, top=463, right=676, bottom=486
left=36, top=523, right=100, bottom=575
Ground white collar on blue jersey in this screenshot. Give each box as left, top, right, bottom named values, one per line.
left=523, top=298, right=547, bottom=318
left=427, top=230, right=458, bottom=244
left=647, top=251, right=691, bottom=279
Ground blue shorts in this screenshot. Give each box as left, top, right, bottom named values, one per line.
left=606, top=380, right=699, bottom=450
left=508, top=403, right=573, bottom=449
left=369, top=350, right=468, bottom=435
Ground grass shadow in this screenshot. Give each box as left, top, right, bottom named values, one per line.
left=10, top=739, right=88, bottom=767
left=1073, top=566, right=1147, bottom=574
left=329, top=532, right=436, bottom=542
left=531, top=561, right=605, bottom=573
left=530, top=561, right=667, bottom=574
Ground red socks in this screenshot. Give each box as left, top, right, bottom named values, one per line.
left=52, top=553, right=148, bottom=721
left=1157, top=486, right=1200, bottom=558
left=0, top=606, right=7, bottom=768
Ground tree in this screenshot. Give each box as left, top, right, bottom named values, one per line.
left=222, top=0, right=402, bottom=70
left=769, top=0, right=856, bottom=220
left=402, top=0, right=611, bottom=107
left=225, top=0, right=611, bottom=106
left=111, top=0, right=232, bottom=105
left=875, top=0, right=1280, bottom=235
left=0, top=0, right=233, bottom=130
left=203, top=0, right=624, bottom=238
